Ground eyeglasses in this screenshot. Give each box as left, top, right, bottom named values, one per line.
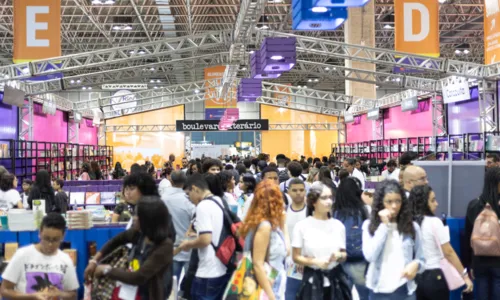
left=383, top=199, right=402, bottom=206
left=41, top=236, right=63, bottom=244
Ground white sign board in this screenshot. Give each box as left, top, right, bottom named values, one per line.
left=191, top=145, right=231, bottom=159
left=442, top=80, right=470, bottom=104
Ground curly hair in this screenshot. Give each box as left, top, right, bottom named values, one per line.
left=409, top=185, right=434, bottom=226
left=369, top=180, right=415, bottom=239
left=239, top=180, right=284, bottom=238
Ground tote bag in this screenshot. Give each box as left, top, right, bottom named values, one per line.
left=432, top=224, right=465, bottom=290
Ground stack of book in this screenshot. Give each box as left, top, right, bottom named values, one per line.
left=67, top=210, right=93, bottom=229
left=7, top=210, right=37, bottom=231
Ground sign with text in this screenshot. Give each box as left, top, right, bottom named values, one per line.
left=442, top=80, right=471, bottom=104
left=344, top=112, right=354, bottom=123
left=204, top=66, right=237, bottom=110
left=401, top=96, right=419, bottom=112
left=13, top=0, right=61, bottom=62
left=485, top=0, right=500, bottom=64
left=395, top=0, right=439, bottom=57
left=176, top=119, right=269, bottom=132
left=367, top=108, right=381, bottom=120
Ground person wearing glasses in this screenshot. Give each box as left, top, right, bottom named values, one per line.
left=362, top=180, right=424, bottom=300
left=1, top=213, right=79, bottom=299
left=402, top=166, right=428, bottom=198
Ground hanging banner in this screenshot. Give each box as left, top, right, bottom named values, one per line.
left=13, top=0, right=61, bottom=63
left=394, top=0, right=439, bottom=57
left=442, top=80, right=471, bottom=104
left=485, top=0, right=500, bottom=64
left=176, top=119, right=269, bottom=132
left=401, top=96, right=419, bottom=112
left=204, top=66, right=236, bottom=110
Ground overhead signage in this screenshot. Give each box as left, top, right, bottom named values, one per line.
left=367, top=108, right=381, bottom=120
left=401, top=96, right=419, bottom=112
left=485, top=0, right=500, bottom=64
left=13, top=0, right=61, bottom=62
left=344, top=112, right=354, bottom=123
left=395, top=0, right=439, bottom=57
left=176, top=119, right=269, bottom=132
left=442, top=80, right=471, bottom=104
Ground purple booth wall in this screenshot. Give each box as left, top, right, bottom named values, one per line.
left=447, top=87, right=480, bottom=135
left=0, top=97, right=18, bottom=140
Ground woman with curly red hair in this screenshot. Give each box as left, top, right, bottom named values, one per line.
left=239, top=179, right=288, bottom=300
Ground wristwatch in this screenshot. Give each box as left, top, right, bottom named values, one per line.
left=462, top=268, right=468, bottom=278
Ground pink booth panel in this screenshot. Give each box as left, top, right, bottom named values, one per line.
left=346, top=114, right=373, bottom=143
left=383, top=99, right=433, bottom=139
left=79, top=118, right=98, bottom=145
left=33, top=103, right=68, bottom=143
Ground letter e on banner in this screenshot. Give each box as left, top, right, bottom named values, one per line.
left=395, top=0, right=439, bottom=57
left=13, top=0, right=61, bottom=63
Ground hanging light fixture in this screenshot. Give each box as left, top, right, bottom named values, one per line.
left=260, top=37, right=296, bottom=72
left=250, top=50, right=281, bottom=79
left=237, top=79, right=262, bottom=103
left=292, top=0, right=347, bottom=30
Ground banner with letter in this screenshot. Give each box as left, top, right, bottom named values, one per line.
left=177, top=119, right=269, bottom=132
left=13, top=0, right=61, bottom=63
left=485, top=0, right=500, bottom=64
left=395, top=0, right=439, bottom=57
left=442, top=79, right=471, bottom=104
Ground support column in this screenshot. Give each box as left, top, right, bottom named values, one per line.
left=432, top=93, right=447, bottom=137
left=98, top=122, right=106, bottom=146
left=68, top=120, right=80, bottom=144
left=478, top=80, right=498, bottom=133
left=344, top=2, right=377, bottom=103
left=184, top=132, right=192, bottom=158
left=19, top=97, right=33, bottom=141
left=253, top=131, right=262, bottom=155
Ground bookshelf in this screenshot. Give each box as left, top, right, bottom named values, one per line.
left=0, top=139, right=113, bottom=183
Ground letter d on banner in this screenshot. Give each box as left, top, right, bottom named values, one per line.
left=13, top=0, right=61, bottom=63
left=395, top=0, right=439, bottom=57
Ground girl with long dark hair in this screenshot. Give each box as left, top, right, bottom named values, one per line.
left=112, top=162, right=126, bottom=179
left=465, top=167, right=500, bottom=300
left=292, top=182, right=349, bottom=300
left=28, top=170, right=55, bottom=213
left=332, top=177, right=370, bottom=300
left=362, top=180, right=424, bottom=300
left=410, top=185, right=473, bottom=300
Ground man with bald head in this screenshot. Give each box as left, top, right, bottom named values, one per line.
left=402, top=165, right=428, bottom=198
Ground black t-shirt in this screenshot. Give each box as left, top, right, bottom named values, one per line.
left=114, top=202, right=133, bottom=222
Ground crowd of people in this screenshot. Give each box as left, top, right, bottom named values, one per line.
left=2, top=150, right=500, bottom=300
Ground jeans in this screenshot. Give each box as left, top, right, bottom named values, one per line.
left=191, top=273, right=231, bottom=300
left=285, top=277, right=302, bottom=300
left=343, top=261, right=370, bottom=300
left=416, top=269, right=449, bottom=300
left=474, top=267, right=500, bottom=300
left=369, top=284, right=415, bottom=300
left=173, top=260, right=189, bottom=283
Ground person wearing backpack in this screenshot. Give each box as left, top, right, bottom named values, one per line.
left=280, top=162, right=311, bottom=194
left=178, top=173, right=232, bottom=300
left=465, top=167, right=500, bottom=300
left=276, top=154, right=290, bottom=184
left=333, top=177, right=370, bottom=300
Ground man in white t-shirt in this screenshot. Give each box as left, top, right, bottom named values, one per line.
left=0, top=213, right=79, bottom=299
left=178, top=174, right=230, bottom=300
left=381, top=159, right=400, bottom=181
left=280, top=162, right=311, bottom=194
left=285, top=178, right=308, bottom=300
left=343, top=158, right=365, bottom=190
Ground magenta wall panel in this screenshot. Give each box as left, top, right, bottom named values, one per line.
left=32, top=103, right=68, bottom=143
left=346, top=114, right=374, bottom=143
left=79, top=118, right=98, bottom=145
left=383, top=99, right=433, bottom=139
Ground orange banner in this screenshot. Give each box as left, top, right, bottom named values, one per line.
left=204, top=66, right=236, bottom=109
left=485, top=0, right=500, bottom=64
left=394, top=0, right=439, bottom=57
left=13, top=0, right=61, bottom=63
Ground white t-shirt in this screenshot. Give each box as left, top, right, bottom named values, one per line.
left=158, top=178, right=172, bottom=197
left=292, top=216, right=346, bottom=270
left=421, top=216, right=450, bottom=270
left=372, top=223, right=407, bottom=293
left=382, top=168, right=400, bottom=181
left=2, top=245, right=79, bottom=294
left=352, top=168, right=366, bottom=190
left=194, top=196, right=227, bottom=278
left=22, top=193, right=29, bottom=209
left=286, top=204, right=307, bottom=243
left=0, top=189, right=21, bottom=210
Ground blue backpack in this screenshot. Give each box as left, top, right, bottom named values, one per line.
left=334, top=211, right=364, bottom=261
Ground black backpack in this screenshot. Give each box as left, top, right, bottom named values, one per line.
left=278, top=169, right=290, bottom=183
